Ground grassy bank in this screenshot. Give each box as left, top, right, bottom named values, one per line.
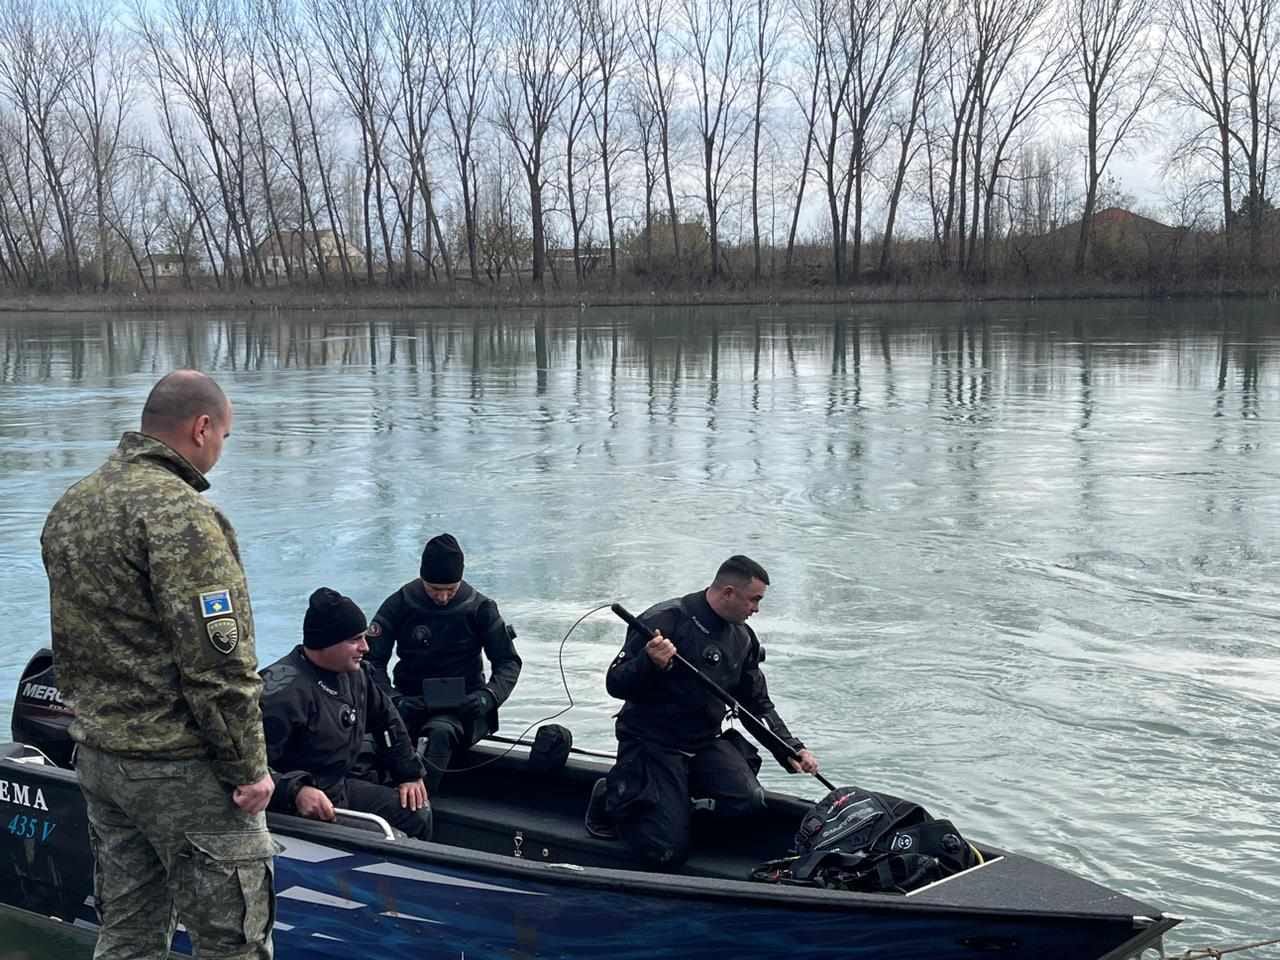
left=0, top=276, right=1276, bottom=315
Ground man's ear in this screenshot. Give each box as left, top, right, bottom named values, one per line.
left=191, top=413, right=212, bottom=446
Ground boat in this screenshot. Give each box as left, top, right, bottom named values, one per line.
left=2, top=651, right=1181, bottom=959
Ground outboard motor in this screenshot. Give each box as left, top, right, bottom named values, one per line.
left=11, top=648, right=76, bottom=767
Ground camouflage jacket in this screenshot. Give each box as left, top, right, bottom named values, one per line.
left=41, top=432, right=269, bottom=788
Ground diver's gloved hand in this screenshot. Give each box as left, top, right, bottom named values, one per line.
left=458, top=689, right=496, bottom=719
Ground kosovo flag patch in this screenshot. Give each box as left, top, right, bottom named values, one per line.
left=199, top=589, right=233, bottom=618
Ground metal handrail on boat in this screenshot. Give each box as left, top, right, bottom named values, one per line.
left=332, top=807, right=395, bottom=840
left=8, top=744, right=54, bottom=766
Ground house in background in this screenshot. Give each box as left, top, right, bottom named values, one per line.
left=624, top=217, right=710, bottom=274
left=1013, top=207, right=1184, bottom=280
left=257, top=229, right=366, bottom=280
left=147, top=252, right=200, bottom=287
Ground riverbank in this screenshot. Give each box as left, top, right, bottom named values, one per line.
left=1, top=276, right=1277, bottom=315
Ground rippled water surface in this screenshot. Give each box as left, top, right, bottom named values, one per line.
left=1, top=302, right=1278, bottom=956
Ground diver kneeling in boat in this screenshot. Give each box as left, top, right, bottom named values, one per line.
left=260, top=588, right=433, bottom=840
left=366, top=533, right=523, bottom=795
left=588, top=555, right=820, bottom=868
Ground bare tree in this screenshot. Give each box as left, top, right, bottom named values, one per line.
left=133, top=0, right=258, bottom=287
left=1225, top=0, right=1278, bottom=267
left=67, top=0, right=133, bottom=290
left=977, top=36, right=1070, bottom=274
left=107, top=143, right=161, bottom=290
left=959, top=0, right=1056, bottom=273
left=564, top=0, right=602, bottom=283
left=810, top=0, right=856, bottom=281
left=434, top=0, right=491, bottom=282
left=156, top=175, right=202, bottom=286
left=254, top=0, right=351, bottom=285
left=683, top=0, right=750, bottom=279
left=784, top=0, right=831, bottom=275
left=842, top=0, right=912, bottom=279
left=922, top=13, right=975, bottom=267
left=493, top=0, right=574, bottom=286
left=0, top=112, right=44, bottom=285
left=1009, top=139, right=1074, bottom=233
left=206, top=8, right=270, bottom=285
left=209, top=0, right=270, bottom=282
left=1167, top=0, right=1238, bottom=237
left=632, top=0, right=683, bottom=260
left=0, top=0, right=86, bottom=288
left=311, top=0, right=394, bottom=284
left=1161, top=148, right=1216, bottom=226
left=1069, top=0, right=1161, bottom=271
left=384, top=0, right=452, bottom=285
left=475, top=153, right=532, bottom=282
left=880, top=0, right=948, bottom=274
left=631, top=85, right=662, bottom=269
left=587, top=0, right=628, bottom=278
left=747, top=0, right=783, bottom=281
left=238, top=10, right=293, bottom=285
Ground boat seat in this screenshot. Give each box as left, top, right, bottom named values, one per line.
left=430, top=791, right=771, bottom=881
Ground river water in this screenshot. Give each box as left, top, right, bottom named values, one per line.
left=0, top=302, right=1277, bottom=956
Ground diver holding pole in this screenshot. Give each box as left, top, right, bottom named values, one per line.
left=611, top=602, right=836, bottom=792
left=589, top=555, right=828, bottom=866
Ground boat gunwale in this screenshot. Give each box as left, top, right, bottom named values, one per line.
left=0, top=751, right=1165, bottom=923
left=0, top=749, right=1179, bottom=960
left=269, top=813, right=1163, bottom=923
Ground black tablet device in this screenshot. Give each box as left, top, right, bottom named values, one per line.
left=421, top=676, right=468, bottom=710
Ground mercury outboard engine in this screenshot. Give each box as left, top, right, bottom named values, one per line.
left=11, top=648, right=76, bottom=767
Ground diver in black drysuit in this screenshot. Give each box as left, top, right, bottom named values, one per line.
left=595, top=556, right=819, bottom=868
left=366, top=534, right=522, bottom=795
left=261, top=593, right=433, bottom=842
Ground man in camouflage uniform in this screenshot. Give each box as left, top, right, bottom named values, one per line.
left=41, top=370, right=276, bottom=960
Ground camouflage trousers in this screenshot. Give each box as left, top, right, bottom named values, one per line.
left=76, top=745, right=276, bottom=960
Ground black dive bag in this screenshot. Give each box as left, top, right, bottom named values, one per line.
left=752, top=786, right=979, bottom=894
left=527, top=723, right=573, bottom=774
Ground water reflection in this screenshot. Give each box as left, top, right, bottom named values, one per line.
left=2, top=305, right=1276, bottom=418
left=2, top=303, right=1280, bottom=954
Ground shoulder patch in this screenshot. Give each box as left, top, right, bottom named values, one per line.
left=206, top=617, right=239, bottom=655
left=367, top=621, right=382, bottom=639
left=199, top=589, right=234, bottom=618
left=261, top=662, right=299, bottom=697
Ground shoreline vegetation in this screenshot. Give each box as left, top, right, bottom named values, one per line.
left=3, top=278, right=1280, bottom=316
left=6, top=0, right=1280, bottom=335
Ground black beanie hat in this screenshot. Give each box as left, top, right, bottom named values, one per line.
left=420, top=533, right=465, bottom=584
left=302, top=587, right=368, bottom=649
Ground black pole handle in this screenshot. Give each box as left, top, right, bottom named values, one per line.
left=610, top=603, right=835, bottom=791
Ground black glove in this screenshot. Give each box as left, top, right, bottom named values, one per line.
left=458, top=689, right=496, bottom=719
left=396, top=695, right=429, bottom=729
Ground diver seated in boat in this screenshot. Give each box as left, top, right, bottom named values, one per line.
left=365, top=533, right=523, bottom=796
left=586, top=555, right=820, bottom=868
left=260, top=587, right=433, bottom=840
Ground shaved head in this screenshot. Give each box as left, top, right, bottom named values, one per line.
left=140, top=371, right=233, bottom=475
left=712, top=554, right=770, bottom=589
left=141, top=370, right=228, bottom=432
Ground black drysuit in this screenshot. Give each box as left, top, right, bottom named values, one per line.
left=366, top=579, right=522, bottom=793
left=260, top=645, right=432, bottom=840
left=604, top=591, right=805, bottom=867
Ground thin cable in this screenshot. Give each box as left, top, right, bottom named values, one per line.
left=418, top=601, right=615, bottom=777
